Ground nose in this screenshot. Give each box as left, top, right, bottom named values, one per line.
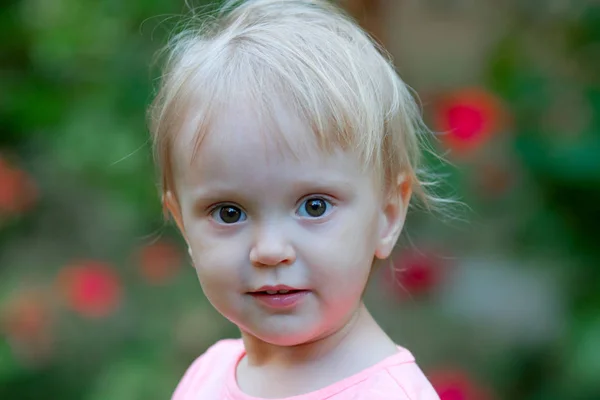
left=249, top=222, right=296, bottom=267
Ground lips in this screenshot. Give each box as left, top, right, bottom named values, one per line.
left=247, top=285, right=310, bottom=309
left=255, top=289, right=302, bottom=295
left=249, top=285, right=306, bottom=295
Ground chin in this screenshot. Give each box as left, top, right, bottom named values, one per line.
left=250, top=324, right=323, bottom=347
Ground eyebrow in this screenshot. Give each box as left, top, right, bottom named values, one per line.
left=189, top=186, right=244, bottom=206
left=290, top=178, right=355, bottom=195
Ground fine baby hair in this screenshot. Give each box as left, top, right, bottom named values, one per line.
left=149, top=0, right=437, bottom=212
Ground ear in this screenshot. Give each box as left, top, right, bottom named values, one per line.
left=374, top=174, right=412, bottom=260
left=164, top=191, right=188, bottom=243
left=165, top=191, right=195, bottom=258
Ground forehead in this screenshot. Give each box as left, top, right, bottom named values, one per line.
left=173, top=101, right=335, bottom=177
left=169, top=102, right=389, bottom=205
left=170, top=100, right=385, bottom=205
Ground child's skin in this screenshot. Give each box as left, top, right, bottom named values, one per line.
left=165, top=101, right=412, bottom=398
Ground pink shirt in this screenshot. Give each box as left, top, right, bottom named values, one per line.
left=172, top=339, right=440, bottom=400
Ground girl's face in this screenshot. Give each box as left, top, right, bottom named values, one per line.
left=169, top=104, right=406, bottom=346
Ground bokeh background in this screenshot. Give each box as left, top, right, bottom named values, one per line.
left=1, top=0, right=599, bottom=399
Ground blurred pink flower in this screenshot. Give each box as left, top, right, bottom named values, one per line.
left=382, top=250, right=444, bottom=299
left=57, top=261, right=122, bottom=318
left=429, top=368, right=494, bottom=400
left=136, top=239, right=182, bottom=285
left=0, top=156, right=38, bottom=215
left=434, top=88, right=507, bottom=155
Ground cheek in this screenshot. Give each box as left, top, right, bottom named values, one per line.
left=307, top=209, right=380, bottom=285
left=189, top=239, right=245, bottom=318
left=188, top=231, right=244, bottom=287
left=337, top=206, right=380, bottom=257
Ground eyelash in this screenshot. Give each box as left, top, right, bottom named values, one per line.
left=207, top=196, right=336, bottom=224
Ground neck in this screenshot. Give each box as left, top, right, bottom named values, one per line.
left=240, top=303, right=397, bottom=371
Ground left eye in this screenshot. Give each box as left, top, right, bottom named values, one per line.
left=211, top=205, right=247, bottom=224
left=297, top=198, right=332, bottom=218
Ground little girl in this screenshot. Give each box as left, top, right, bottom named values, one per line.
left=148, top=0, right=441, bottom=398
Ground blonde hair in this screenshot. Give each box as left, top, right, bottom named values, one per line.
left=148, top=0, right=439, bottom=212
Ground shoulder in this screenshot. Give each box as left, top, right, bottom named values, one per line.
left=171, top=338, right=244, bottom=400
left=353, top=347, right=440, bottom=400
left=382, top=362, right=440, bottom=400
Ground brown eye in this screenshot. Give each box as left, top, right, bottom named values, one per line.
left=301, top=198, right=329, bottom=218
left=213, top=205, right=246, bottom=224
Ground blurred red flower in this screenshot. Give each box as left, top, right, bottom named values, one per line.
left=136, top=239, right=182, bottom=284
left=1, top=288, right=54, bottom=365
left=57, top=261, right=122, bottom=318
left=429, top=368, right=494, bottom=400
left=2, top=289, right=51, bottom=340
left=382, top=249, right=444, bottom=299
left=0, top=156, right=38, bottom=215
left=434, top=88, right=507, bottom=155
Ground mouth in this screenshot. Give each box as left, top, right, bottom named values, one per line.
left=251, top=289, right=305, bottom=295
left=248, top=285, right=307, bottom=294
left=247, top=286, right=310, bottom=309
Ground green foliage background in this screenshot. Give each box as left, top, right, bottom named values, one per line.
left=1, top=1, right=599, bottom=399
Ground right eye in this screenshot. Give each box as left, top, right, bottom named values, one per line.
left=210, top=205, right=247, bottom=224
